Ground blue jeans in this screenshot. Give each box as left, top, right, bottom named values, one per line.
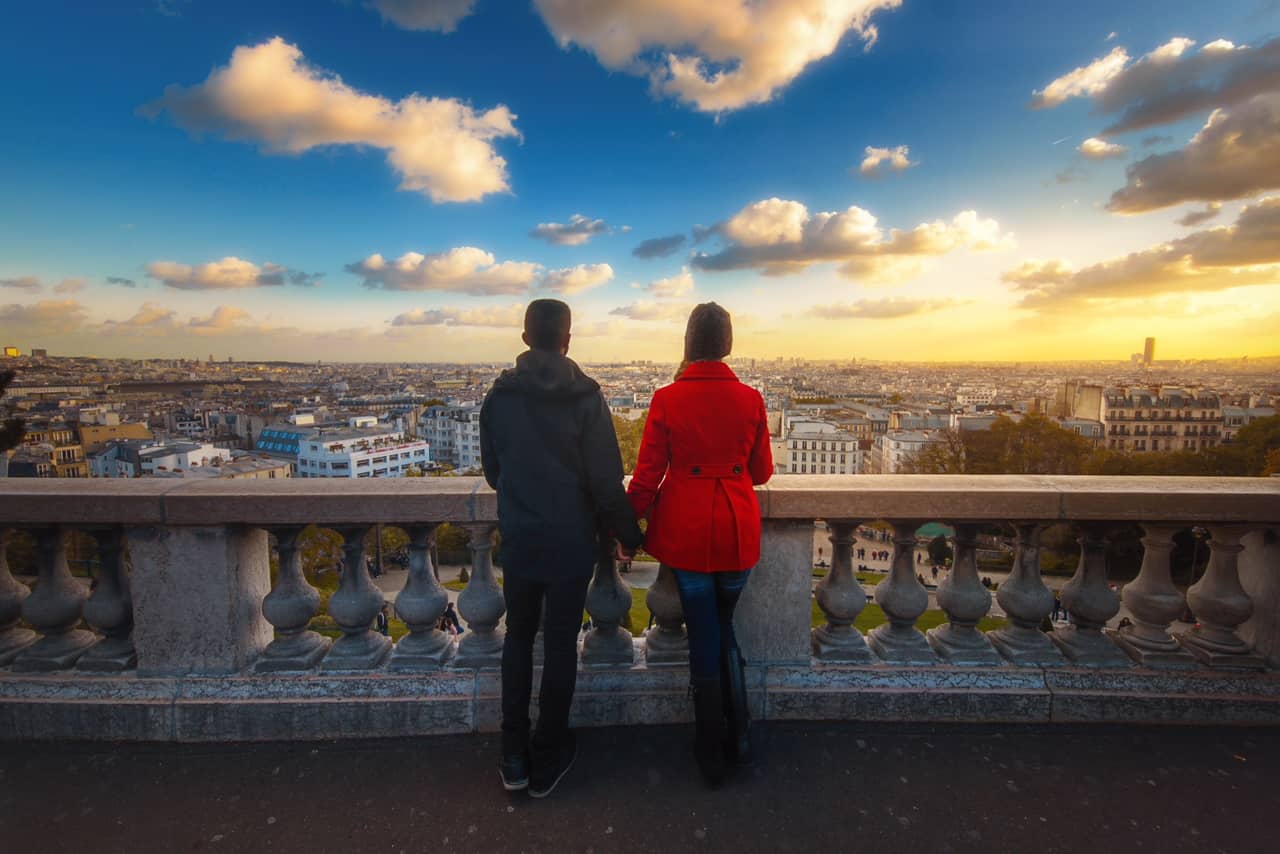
left=671, top=568, right=750, bottom=679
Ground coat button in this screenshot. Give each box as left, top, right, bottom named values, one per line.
left=692, top=466, right=702, bottom=475
left=733, top=465, right=743, bottom=474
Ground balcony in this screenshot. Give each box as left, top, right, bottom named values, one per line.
left=1, top=475, right=1278, bottom=742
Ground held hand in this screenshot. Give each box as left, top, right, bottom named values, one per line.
left=614, top=541, right=635, bottom=562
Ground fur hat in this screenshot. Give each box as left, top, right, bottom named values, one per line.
left=683, top=302, right=733, bottom=363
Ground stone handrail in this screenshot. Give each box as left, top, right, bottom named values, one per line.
left=1, top=475, right=1278, bottom=740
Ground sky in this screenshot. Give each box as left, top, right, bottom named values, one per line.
left=1, top=0, right=1278, bottom=364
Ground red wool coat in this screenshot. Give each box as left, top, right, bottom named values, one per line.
left=627, top=360, right=774, bottom=572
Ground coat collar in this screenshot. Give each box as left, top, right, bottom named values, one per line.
left=677, top=360, right=738, bottom=381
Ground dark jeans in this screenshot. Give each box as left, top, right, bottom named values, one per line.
left=501, top=572, right=590, bottom=755
left=671, top=568, right=750, bottom=679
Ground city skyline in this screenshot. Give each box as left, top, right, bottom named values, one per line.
left=2, top=0, right=1279, bottom=364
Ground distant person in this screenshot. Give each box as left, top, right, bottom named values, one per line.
left=625, top=302, right=774, bottom=788
left=481, top=298, right=644, bottom=798
left=441, top=602, right=462, bottom=635
left=374, top=602, right=390, bottom=637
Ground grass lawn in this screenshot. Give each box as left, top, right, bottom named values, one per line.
left=812, top=569, right=887, bottom=586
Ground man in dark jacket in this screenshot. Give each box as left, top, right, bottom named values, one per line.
left=481, top=298, right=644, bottom=799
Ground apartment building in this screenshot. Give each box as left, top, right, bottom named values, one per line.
left=420, top=404, right=482, bottom=471
left=783, top=419, right=864, bottom=474
left=296, top=427, right=430, bottom=478
left=871, top=429, right=943, bottom=474
left=1102, top=387, right=1224, bottom=453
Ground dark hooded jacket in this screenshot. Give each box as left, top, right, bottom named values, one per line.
left=480, top=349, right=644, bottom=581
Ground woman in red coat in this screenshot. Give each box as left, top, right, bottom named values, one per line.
left=625, top=303, right=773, bottom=786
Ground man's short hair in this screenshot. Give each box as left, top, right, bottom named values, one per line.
left=524, top=299, right=572, bottom=350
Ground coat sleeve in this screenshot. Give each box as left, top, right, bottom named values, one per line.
left=627, top=391, right=670, bottom=520
left=582, top=392, right=645, bottom=551
left=479, top=394, right=500, bottom=490
left=747, top=394, right=774, bottom=486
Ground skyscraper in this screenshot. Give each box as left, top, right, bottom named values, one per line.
left=1143, top=337, right=1155, bottom=367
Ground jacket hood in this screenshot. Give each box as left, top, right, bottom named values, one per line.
left=491, top=349, right=600, bottom=399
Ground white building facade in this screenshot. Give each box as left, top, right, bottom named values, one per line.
left=296, top=428, right=430, bottom=478
left=420, top=405, right=482, bottom=471
left=871, top=430, right=943, bottom=474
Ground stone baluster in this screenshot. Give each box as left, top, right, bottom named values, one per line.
left=255, top=526, right=330, bottom=673
left=987, top=523, right=1064, bottom=667
left=866, top=520, right=936, bottom=664
left=643, top=563, right=689, bottom=665
left=926, top=524, right=1000, bottom=665
left=1178, top=525, right=1266, bottom=669
left=389, top=524, right=455, bottom=671
left=1113, top=524, right=1195, bottom=668
left=812, top=520, right=873, bottom=663
left=78, top=527, right=137, bottom=671
left=1049, top=524, right=1131, bottom=667
left=453, top=523, right=505, bottom=668
left=583, top=539, right=636, bottom=667
left=13, top=526, right=96, bottom=672
left=321, top=525, right=391, bottom=671
left=0, top=528, right=36, bottom=666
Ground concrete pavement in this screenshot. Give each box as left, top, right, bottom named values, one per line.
left=3, top=722, right=1277, bottom=853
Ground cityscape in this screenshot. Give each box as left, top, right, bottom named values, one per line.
left=3, top=337, right=1276, bottom=481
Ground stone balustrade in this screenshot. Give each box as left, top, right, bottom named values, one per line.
left=1, top=475, right=1278, bottom=741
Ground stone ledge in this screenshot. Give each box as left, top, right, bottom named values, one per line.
left=4, top=665, right=1279, bottom=741
left=3, top=476, right=1278, bottom=527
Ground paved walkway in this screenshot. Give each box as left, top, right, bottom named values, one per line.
left=3, top=722, right=1276, bottom=853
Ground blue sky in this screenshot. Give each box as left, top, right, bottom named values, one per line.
left=2, top=0, right=1278, bottom=362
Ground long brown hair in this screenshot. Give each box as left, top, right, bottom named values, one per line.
left=675, top=302, right=732, bottom=380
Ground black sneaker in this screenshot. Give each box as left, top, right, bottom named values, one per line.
left=528, top=731, right=577, bottom=799
left=499, top=751, right=529, bottom=792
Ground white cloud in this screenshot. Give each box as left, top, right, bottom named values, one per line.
left=146, top=256, right=320, bottom=290
left=0, top=276, right=42, bottom=292
left=391, top=303, right=525, bottom=327
left=1003, top=195, right=1280, bottom=311
left=1032, top=35, right=1277, bottom=133
left=367, top=0, right=476, bottom=32
left=539, top=263, right=615, bottom=294
left=101, top=303, right=182, bottom=334
left=347, top=247, right=539, bottom=294
left=1032, top=46, right=1130, bottom=108
left=533, top=0, right=902, bottom=112
left=642, top=268, right=694, bottom=298
left=530, top=213, right=610, bottom=246
left=189, top=305, right=253, bottom=331
left=859, top=144, right=917, bottom=176
left=1078, top=137, right=1128, bottom=159
left=692, top=198, right=1013, bottom=281
left=1108, top=93, right=1280, bottom=212
left=141, top=38, right=519, bottom=203
left=609, top=300, right=695, bottom=322
left=807, top=297, right=958, bottom=319
left=0, top=300, right=87, bottom=334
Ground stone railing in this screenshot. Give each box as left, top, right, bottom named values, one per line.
left=1, top=476, right=1278, bottom=741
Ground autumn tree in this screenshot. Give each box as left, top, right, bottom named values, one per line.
left=904, top=414, right=1094, bottom=475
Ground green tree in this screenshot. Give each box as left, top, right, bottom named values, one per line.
left=613, top=412, right=648, bottom=474
left=0, top=370, right=25, bottom=453
left=905, top=414, right=1094, bottom=475
left=927, top=535, right=952, bottom=566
